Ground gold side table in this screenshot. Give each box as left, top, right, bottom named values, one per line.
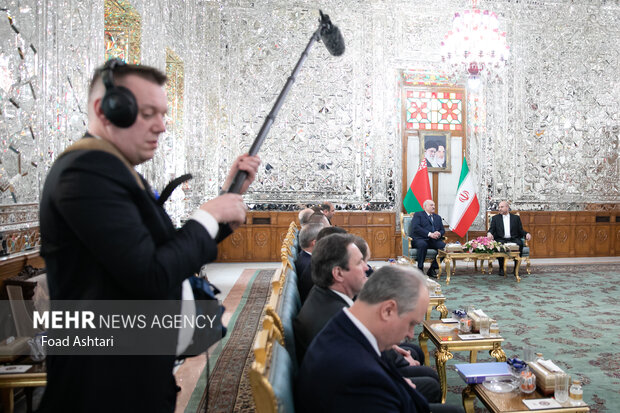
left=419, top=320, right=506, bottom=403
left=462, top=383, right=590, bottom=413
left=427, top=295, right=448, bottom=320
left=0, top=363, right=46, bottom=413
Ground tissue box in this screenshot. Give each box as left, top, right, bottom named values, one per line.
left=445, top=243, right=464, bottom=252
left=503, top=243, right=520, bottom=251
left=527, top=360, right=559, bottom=395
left=467, top=311, right=495, bottom=333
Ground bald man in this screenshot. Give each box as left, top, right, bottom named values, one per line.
left=487, top=201, right=531, bottom=275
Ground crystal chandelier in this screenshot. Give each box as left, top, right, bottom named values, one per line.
left=440, top=1, right=510, bottom=82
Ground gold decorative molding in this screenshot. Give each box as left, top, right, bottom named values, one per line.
left=104, top=0, right=141, bottom=63
left=165, top=48, right=184, bottom=138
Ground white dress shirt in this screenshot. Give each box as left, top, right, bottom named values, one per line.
left=502, top=214, right=511, bottom=238
left=330, top=289, right=354, bottom=307
left=343, top=307, right=380, bottom=357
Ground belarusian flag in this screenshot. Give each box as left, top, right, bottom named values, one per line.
left=403, top=159, right=431, bottom=213
left=449, top=157, right=479, bottom=237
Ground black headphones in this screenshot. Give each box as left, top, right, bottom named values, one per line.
left=101, top=58, right=138, bottom=128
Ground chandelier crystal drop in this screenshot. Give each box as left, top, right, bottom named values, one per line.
left=440, top=7, right=510, bottom=80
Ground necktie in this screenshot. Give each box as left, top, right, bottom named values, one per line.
left=429, top=215, right=434, bottom=231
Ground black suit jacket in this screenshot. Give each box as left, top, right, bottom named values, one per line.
left=293, top=286, right=348, bottom=363
left=409, top=211, right=445, bottom=241
left=295, top=250, right=311, bottom=280
left=38, top=136, right=228, bottom=412
left=297, top=263, right=315, bottom=304
left=488, top=213, right=528, bottom=240
left=296, top=311, right=430, bottom=413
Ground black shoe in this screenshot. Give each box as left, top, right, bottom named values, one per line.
left=498, top=269, right=505, bottom=276
left=427, top=268, right=437, bottom=278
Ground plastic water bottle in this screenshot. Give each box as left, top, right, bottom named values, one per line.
left=569, top=380, right=583, bottom=405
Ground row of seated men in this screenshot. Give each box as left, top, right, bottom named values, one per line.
left=291, top=213, right=465, bottom=413
left=408, top=200, right=531, bottom=277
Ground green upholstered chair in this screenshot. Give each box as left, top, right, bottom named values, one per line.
left=274, top=266, right=301, bottom=372
left=250, top=327, right=296, bottom=413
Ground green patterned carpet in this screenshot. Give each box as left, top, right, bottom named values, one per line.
left=417, top=263, right=620, bottom=412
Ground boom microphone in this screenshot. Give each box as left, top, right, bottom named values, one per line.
left=319, top=11, right=345, bottom=56
left=225, top=10, right=345, bottom=194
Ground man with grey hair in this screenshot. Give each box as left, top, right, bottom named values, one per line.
left=409, top=199, right=446, bottom=278
left=296, top=266, right=464, bottom=413
left=295, top=223, right=323, bottom=278
left=298, top=207, right=314, bottom=227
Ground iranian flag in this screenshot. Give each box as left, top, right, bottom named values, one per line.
left=403, top=159, right=431, bottom=213
left=449, top=157, right=479, bottom=237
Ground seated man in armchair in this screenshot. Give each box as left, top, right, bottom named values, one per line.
left=408, top=200, right=445, bottom=278
left=487, top=200, right=531, bottom=276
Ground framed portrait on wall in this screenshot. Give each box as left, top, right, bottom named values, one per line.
left=419, top=131, right=451, bottom=172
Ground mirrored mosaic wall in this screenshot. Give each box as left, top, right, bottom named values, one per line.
left=0, top=0, right=618, bottom=230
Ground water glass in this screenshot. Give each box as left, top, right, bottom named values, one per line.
left=523, top=346, right=536, bottom=363
left=479, top=316, right=490, bottom=337
left=554, top=372, right=569, bottom=403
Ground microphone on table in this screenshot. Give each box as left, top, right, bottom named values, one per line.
left=224, top=10, right=345, bottom=194
left=441, top=216, right=451, bottom=228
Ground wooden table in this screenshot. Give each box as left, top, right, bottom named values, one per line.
left=436, top=250, right=523, bottom=284
left=0, top=361, right=46, bottom=413
left=462, top=383, right=590, bottom=413
left=418, top=320, right=507, bottom=403
left=427, top=295, right=448, bottom=320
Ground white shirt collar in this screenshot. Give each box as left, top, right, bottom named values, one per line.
left=343, top=307, right=381, bottom=356
left=502, top=214, right=511, bottom=237
left=330, top=288, right=354, bottom=307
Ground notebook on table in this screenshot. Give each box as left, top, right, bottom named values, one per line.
left=455, top=362, right=512, bottom=384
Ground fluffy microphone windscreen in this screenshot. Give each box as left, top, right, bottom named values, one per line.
left=320, top=24, right=345, bottom=56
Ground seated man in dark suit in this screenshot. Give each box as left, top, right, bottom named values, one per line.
left=306, top=211, right=330, bottom=227
left=409, top=200, right=446, bottom=278
left=296, top=265, right=464, bottom=413
left=487, top=200, right=531, bottom=276
left=297, top=226, right=347, bottom=303
left=320, top=201, right=335, bottom=224
left=295, top=223, right=323, bottom=278
left=294, top=233, right=368, bottom=361
left=353, top=235, right=374, bottom=277
left=294, top=234, right=444, bottom=404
